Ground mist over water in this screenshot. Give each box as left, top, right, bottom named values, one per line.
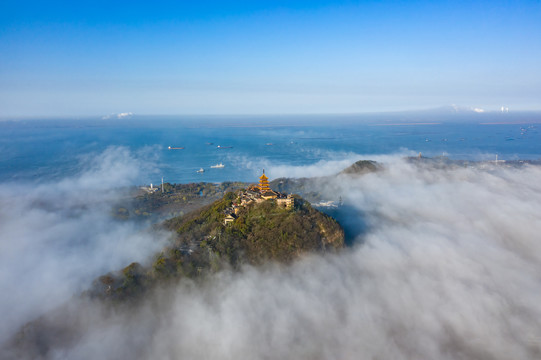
left=2, top=145, right=541, bottom=359
left=0, top=147, right=168, bottom=345
left=1, top=116, right=540, bottom=184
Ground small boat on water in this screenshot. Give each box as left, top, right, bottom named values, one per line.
left=217, top=145, right=233, bottom=149
left=196, top=168, right=205, bottom=173
left=211, top=163, right=225, bottom=168
left=168, top=146, right=185, bottom=150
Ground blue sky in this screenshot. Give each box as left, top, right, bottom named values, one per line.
left=1, top=0, right=540, bottom=117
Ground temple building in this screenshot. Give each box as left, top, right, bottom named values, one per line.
left=276, top=194, right=294, bottom=209
left=223, top=169, right=294, bottom=225
left=224, top=213, right=237, bottom=225
left=259, top=170, right=270, bottom=192
left=259, top=169, right=278, bottom=199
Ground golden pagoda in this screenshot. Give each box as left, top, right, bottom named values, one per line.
left=259, top=169, right=270, bottom=192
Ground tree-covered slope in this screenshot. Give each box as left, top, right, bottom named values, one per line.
left=91, top=192, right=344, bottom=301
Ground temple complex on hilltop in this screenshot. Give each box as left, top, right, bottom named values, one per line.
left=224, top=169, right=294, bottom=225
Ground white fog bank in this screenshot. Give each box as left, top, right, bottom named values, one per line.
left=0, top=147, right=168, bottom=345
left=3, top=156, right=541, bottom=359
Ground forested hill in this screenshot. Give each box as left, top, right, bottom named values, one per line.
left=91, top=191, right=344, bottom=301
left=5, top=192, right=344, bottom=358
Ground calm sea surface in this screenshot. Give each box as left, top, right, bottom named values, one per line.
left=1, top=115, right=540, bottom=185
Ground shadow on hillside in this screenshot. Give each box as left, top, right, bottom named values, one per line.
left=316, top=204, right=368, bottom=247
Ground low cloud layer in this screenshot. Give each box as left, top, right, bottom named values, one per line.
left=0, top=147, right=167, bottom=345
left=3, top=154, right=541, bottom=359
left=230, top=150, right=410, bottom=180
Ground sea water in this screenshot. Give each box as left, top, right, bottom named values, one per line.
left=1, top=114, right=540, bottom=185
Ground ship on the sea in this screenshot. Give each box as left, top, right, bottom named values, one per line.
left=217, top=145, right=233, bottom=149
left=210, top=163, right=225, bottom=168
left=168, top=146, right=185, bottom=150
left=196, top=168, right=205, bottom=173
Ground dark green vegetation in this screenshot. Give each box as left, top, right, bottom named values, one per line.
left=6, top=191, right=344, bottom=358
left=93, top=192, right=344, bottom=302
left=113, top=181, right=246, bottom=220
left=4, top=162, right=370, bottom=358
left=339, top=160, right=380, bottom=175
left=4, top=160, right=377, bottom=357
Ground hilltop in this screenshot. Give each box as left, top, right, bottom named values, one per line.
left=339, top=160, right=380, bottom=175
left=5, top=163, right=374, bottom=358
left=112, top=160, right=381, bottom=222
left=113, top=181, right=247, bottom=221
left=92, top=190, right=344, bottom=302
left=5, top=189, right=344, bottom=358
left=270, top=159, right=381, bottom=204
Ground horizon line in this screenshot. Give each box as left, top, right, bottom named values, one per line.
left=3, top=108, right=541, bottom=121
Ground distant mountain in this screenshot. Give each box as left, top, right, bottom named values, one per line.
left=270, top=160, right=381, bottom=203
left=420, top=104, right=488, bottom=114
left=339, top=160, right=380, bottom=175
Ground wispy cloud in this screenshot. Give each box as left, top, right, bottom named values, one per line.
left=228, top=150, right=414, bottom=179
left=0, top=147, right=168, bottom=345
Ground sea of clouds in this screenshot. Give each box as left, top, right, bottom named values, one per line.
left=2, top=148, right=541, bottom=359
left=0, top=147, right=168, bottom=347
